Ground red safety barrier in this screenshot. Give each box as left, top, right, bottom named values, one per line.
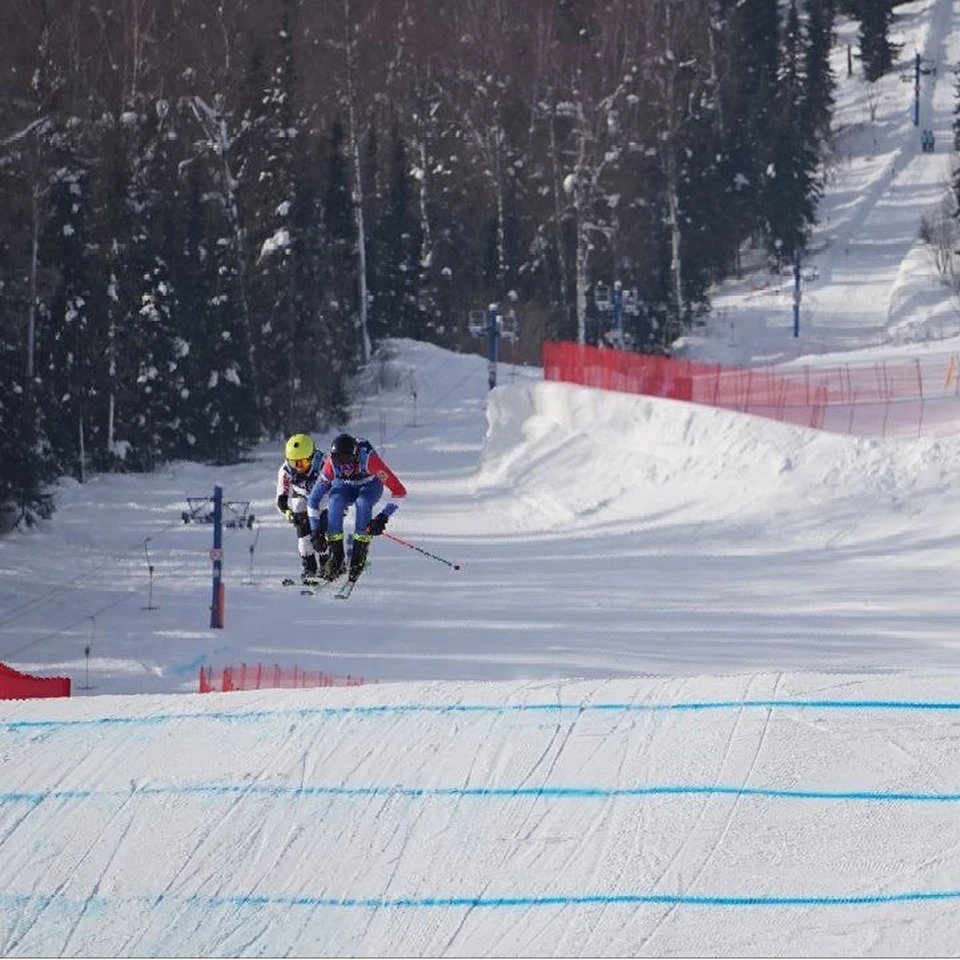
left=542, top=341, right=960, bottom=438
left=199, top=663, right=366, bottom=693
left=0, top=662, right=71, bottom=699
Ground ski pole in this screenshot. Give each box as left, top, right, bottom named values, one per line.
left=383, top=531, right=461, bottom=570
left=383, top=532, right=460, bottom=570
left=374, top=502, right=461, bottom=570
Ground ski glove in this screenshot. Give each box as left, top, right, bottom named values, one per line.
left=367, top=511, right=389, bottom=536
left=310, top=530, right=327, bottom=553
left=285, top=508, right=296, bottom=523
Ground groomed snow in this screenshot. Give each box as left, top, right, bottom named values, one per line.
left=5, top=0, right=960, bottom=954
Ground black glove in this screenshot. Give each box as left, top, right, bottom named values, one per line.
left=310, top=530, right=327, bottom=553
left=367, top=511, right=389, bottom=536
left=277, top=493, right=289, bottom=516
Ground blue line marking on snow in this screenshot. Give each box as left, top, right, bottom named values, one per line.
left=193, top=889, right=960, bottom=908
left=4, top=782, right=960, bottom=805
left=5, top=888, right=960, bottom=912
left=5, top=698, right=960, bottom=733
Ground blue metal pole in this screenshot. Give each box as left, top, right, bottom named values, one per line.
left=487, top=303, right=499, bottom=391
left=914, top=52, right=920, bottom=126
left=792, top=249, right=801, bottom=338
left=210, top=485, right=224, bottom=628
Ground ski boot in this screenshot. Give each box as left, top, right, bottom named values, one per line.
left=348, top=538, right=370, bottom=582
left=322, top=538, right=345, bottom=581
left=300, top=553, right=319, bottom=585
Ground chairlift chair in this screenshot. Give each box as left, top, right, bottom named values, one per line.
left=499, top=312, right=519, bottom=341
left=181, top=497, right=255, bottom=530
left=594, top=282, right=611, bottom=311
left=467, top=309, right=488, bottom=337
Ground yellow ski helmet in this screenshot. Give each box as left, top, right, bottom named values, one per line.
left=285, top=433, right=315, bottom=464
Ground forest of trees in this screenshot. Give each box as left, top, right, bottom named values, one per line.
left=0, top=0, right=902, bottom=524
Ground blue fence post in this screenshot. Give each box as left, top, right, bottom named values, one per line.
left=487, top=302, right=499, bottom=390
left=914, top=52, right=920, bottom=127
left=210, top=485, right=224, bottom=628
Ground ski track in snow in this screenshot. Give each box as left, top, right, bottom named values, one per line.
left=6, top=1, right=960, bottom=955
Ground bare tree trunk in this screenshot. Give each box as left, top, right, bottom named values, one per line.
left=190, top=95, right=259, bottom=403
left=665, top=152, right=684, bottom=338
left=417, top=140, right=433, bottom=272
left=343, top=0, right=371, bottom=365
left=575, top=206, right=589, bottom=345
left=549, top=115, right=570, bottom=331
left=27, top=182, right=39, bottom=382
left=657, top=2, right=691, bottom=342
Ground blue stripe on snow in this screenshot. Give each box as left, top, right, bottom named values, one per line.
left=3, top=783, right=960, bottom=804
left=3, top=889, right=960, bottom=911
left=5, top=697, right=960, bottom=732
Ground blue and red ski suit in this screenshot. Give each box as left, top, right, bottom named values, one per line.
left=306, top=439, right=406, bottom=550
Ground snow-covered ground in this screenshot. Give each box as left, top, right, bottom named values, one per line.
left=5, top=0, right=960, bottom=955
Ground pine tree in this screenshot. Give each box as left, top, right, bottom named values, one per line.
left=119, top=97, right=188, bottom=471
left=804, top=0, right=837, bottom=141
left=0, top=153, right=54, bottom=524
left=761, top=0, right=821, bottom=260
left=858, top=1, right=897, bottom=83
left=711, top=0, right=782, bottom=274
left=178, top=104, right=260, bottom=465
left=241, top=0, right=313, bottom=435
left=35, top=118, right=101, bottom=481
left=370, top=117, right=422, bottom=342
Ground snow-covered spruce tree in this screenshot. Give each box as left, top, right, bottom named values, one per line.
left=0, top=137, right=54, bottom=525
left=315, top=115, right=355, bottom=422
left=107, top=97, right=189, bottom=472
left=176, top=100, right=260, bottom=466
left=239, top=0, right=318, bottom=436
left=543, top=0, right=649, bottom=344
left=855, top=0, right=898, bottom=83
left=398, top=51, right=491, bottom=345
left=367, top=117, right=424, bottom=343
left=713, top=0, right=781, bottom=273
left=34, top=116, right=104, bottom=482
left=759, top=0, right=821, bottom=262
left=637, top=0, right=728, bottom=347
left=804, top=0, right=837, bottom=143
left=374, top=3, right=453, bottom=344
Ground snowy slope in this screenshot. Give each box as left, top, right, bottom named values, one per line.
left=5, top=0, right=960, bottom=955
left=4, top=673, right=960, bottom=957
left=677, top=0, right=960, bottom=366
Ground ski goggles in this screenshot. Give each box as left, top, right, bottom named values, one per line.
left=289, top=457, right=312, bottom=472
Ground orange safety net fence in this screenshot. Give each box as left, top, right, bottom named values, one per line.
left=199, top=663, right=366, bottom=693
left=542, top=341, right=960, bottom=437
left=0, top=662, right=71, bottom=699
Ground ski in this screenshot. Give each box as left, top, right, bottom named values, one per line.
left=334, top=577, right=359, bottom=599
left=284, top=560, right=369, bottom=597
left=334, top=563, right=370, bottom=599
left=300, top=576, right=341, bottom=596
left=282, top=576, right=324, bottom=588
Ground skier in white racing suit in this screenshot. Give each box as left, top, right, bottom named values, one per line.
left=276, top=433, right=329, bottom=583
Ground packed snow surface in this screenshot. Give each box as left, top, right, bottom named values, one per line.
left=5, top=0, right=960, bottom=954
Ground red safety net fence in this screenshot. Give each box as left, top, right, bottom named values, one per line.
left=0, top=662, right=71, bottom=699
left=199, top=663, right=367, bottom=693
left=542, top=341, right=960, bottom=438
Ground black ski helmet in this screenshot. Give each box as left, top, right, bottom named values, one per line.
left=330, top=433, right=358, bottom=465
